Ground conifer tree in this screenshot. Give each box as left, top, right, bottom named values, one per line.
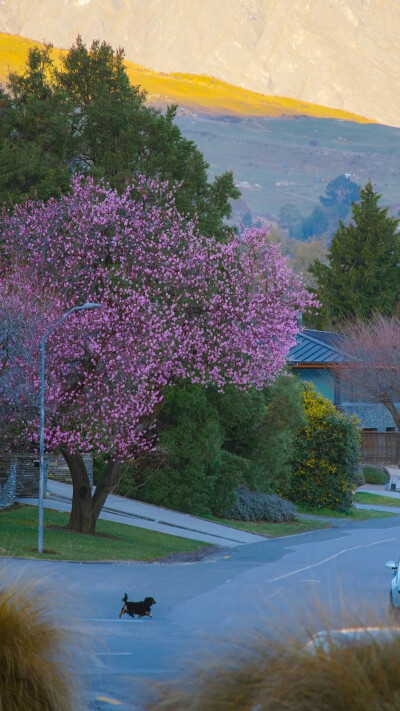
left=310, top=181, right=400, bottom=325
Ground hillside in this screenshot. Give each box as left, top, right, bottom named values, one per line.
left=1, top=33, right=400, bottom=229
left=0, top=0, right=399, bottom=126
left=0, top=33, right=372, bottom=123
left=174, top=113, right=400, bottom=225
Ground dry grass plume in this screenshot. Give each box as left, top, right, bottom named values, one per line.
left=0, top=578, right=84, bottom=711
left=145, top=607, right=400, bottom=711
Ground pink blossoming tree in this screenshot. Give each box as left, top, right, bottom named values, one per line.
left=0, top=175, right=315, bottom=533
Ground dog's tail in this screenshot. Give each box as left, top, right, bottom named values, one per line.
left=122, top=593, right=128, bottom=603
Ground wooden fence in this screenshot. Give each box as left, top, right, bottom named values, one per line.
left=361, top=431, right=400, bottom=466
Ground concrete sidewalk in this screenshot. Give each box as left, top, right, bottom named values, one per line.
left=18, top=480, right=266, bottom=548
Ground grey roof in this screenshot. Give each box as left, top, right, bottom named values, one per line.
left=287, top=329, right=348, bottom=365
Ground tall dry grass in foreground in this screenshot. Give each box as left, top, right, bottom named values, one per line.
left=0, top=579, right=84, bottom=711
left=146, top=624, right=400, bottom=711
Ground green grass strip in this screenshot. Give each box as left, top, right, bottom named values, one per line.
left=296, top=504, right=396, bottom=520
left=0, top=504, right=209, bottom=561
left=205, top=515, right=332, bottom=536
left=354, top=492, right=400, bottom=507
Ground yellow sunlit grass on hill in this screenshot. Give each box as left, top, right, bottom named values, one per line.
left=0, top=32, right=376, bottom=123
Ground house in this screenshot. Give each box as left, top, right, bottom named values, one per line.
left=287, top=329, right=398, bottom=433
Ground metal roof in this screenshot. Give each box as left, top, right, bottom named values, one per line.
left=287, top=329, right=348, bottom=365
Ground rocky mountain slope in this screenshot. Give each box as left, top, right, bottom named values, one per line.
left=1, top=0, right=400, bottom=126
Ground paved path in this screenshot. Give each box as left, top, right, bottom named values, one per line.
left=18, top=480, right=266, bottom=548
left=18, top=478, right=400, bottom=553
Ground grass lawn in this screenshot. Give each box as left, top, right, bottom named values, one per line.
left=354, top=492, right=400, bottom=507
left=296, top=504, right=397, bottom=520
left=206, top=515, right=332, bottom=536
left=0, top=504, right=209, bottom=561
left=2, top=500, right=394, bottom=563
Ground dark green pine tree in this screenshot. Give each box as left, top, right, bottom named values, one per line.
left=310, top=181, right=400, bottom=325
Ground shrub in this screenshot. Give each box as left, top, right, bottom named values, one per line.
left=208, top=374, right=305, bottom=494
left=223, top=485, right=296, bottom=523
left=355, top=467, right=365, bottom=488
left=116, top=384, right=242, bottom=517
left=362, top=466, right=389, bottom=485
left=0, top=580, right=83, bottom=711
left=288, top=385, right=361, bottom=512
left=256, top=374, right=305, bottom=493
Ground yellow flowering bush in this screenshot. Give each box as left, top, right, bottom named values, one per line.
left=288, top=384, right=361, bottom=512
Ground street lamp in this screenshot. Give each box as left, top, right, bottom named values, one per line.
left=38, top=302, right=102, bottom=553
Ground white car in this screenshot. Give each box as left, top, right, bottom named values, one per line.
left=304, top=626, right=400, bottom=654
left=386, top=560, right=400, bottom=615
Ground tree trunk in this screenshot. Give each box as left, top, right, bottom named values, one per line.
left=380, top=396, right=400, bottom=431
left=60, top=448, right=121, bottom=534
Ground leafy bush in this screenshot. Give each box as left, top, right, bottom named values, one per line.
left=355, top=467, right=365, bottom=487
left=362, top=466, right=389, bottom=485
left=209, top=374, right=305, bottom=494
left=288, top=385, right=361, bottom=512
left=117, top=384, right=242, bottom=517
left=116, top=376, right=304, bottom=517
left=223, top=485, right=296, bottom=523
left=255, top=374, right=305, bottom=493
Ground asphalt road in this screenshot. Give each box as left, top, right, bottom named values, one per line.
left=3, top=514, right=400, bottom=710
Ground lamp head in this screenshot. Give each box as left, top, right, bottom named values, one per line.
left=81, top=302, right=102, bottom=310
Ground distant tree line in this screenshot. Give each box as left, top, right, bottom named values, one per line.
left=278, top=174, right=361, bottom=240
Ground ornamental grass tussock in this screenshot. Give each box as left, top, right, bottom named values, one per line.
left=145, top=607, right=400, bottom=711
left=0, top=577, right=85, bottom=711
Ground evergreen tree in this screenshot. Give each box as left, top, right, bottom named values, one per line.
left=310, top=181, right=400, bottom=325
left=0, top=38, right=239, bottom=239
left=1, top=45, right=72, bottom=203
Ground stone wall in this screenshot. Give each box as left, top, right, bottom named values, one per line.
left=0, top=453, right=94, bottom=497
left=47, top=453, right=93, bottom=485
left=0, top=454, right=41, bottom=497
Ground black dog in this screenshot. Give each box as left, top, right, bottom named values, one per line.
left=119, top=593, right=156, bottom=619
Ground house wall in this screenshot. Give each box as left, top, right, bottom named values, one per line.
left=292, top=367, right=397, bottom=431
left=293, top=367, right=336, bottom=403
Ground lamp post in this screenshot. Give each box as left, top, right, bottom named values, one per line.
left=38, top=302, right=102, bottom=553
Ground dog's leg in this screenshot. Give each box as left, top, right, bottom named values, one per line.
left=119, top=605, right=127, bottom=619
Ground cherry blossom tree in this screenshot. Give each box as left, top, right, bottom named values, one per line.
left=0, top=271, right=56, bottom=444
left=0, top=175, right=316, bottom=533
